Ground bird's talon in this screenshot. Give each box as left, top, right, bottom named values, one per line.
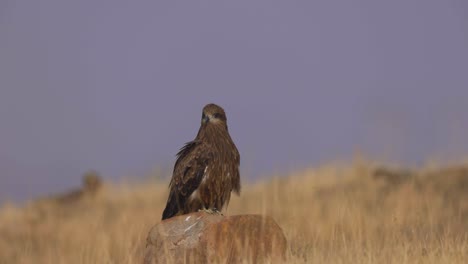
left=198, top=208, right=223, bottom=215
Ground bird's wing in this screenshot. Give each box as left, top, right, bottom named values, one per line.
left=170, top=140, right=213, bottom=198
left=163, top=140, right=213, bottom=219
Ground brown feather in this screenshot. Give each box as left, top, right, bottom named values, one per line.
left=162, top=104, right=240, bottom=220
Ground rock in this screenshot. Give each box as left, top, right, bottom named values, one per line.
left=144, top=212, right=287, bottom=264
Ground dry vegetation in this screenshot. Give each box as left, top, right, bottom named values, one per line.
left=1, top=161, right=467, bottom=263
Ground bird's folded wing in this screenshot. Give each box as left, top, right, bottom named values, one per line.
left=170, top=141, right=213, bottom=198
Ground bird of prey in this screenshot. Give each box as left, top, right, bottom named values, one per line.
left=162, top=103, right=240, bottom=220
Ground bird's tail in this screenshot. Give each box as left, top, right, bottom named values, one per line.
left=162, top=192, right=179, bottom=220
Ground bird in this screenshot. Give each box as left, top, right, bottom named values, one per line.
left=162, top=103, right=240, bottom=220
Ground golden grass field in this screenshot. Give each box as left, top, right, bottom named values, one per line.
left=0, top=160, right=467, bottom=263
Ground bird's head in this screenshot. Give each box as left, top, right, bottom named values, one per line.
left=201, top=103, right=227, bottom=125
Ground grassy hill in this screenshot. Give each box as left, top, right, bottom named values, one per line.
left=1, top=162, right=467, bottom=263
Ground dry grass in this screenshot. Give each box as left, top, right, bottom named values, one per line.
left=1, top=161, right=467, bottom=263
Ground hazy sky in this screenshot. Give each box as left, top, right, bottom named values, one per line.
left=1, top=0, right=468, bottom=202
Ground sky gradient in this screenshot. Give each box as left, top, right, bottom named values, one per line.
left=1, top=0, right=468, bottom=202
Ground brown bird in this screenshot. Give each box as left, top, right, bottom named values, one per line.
left=162, top=104, right=240, bottom=220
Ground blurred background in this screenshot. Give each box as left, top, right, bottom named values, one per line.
left=1, top=0, right=467, bottom=203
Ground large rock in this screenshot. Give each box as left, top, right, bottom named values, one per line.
left=144, top=212, right=287, bottom=264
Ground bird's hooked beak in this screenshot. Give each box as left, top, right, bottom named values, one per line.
left=202, top=113, right=210, bottom=124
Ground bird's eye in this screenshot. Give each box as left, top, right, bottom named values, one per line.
left=213, top=113, right=222, bottom=119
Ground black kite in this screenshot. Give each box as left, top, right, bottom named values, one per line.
left=162, top=104, right=240, bottom=220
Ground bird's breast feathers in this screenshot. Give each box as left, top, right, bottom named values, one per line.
left=195, top=163, right=235, bottom=192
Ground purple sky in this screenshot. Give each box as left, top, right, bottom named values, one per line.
left=1, top=0, right=468, bottom=202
